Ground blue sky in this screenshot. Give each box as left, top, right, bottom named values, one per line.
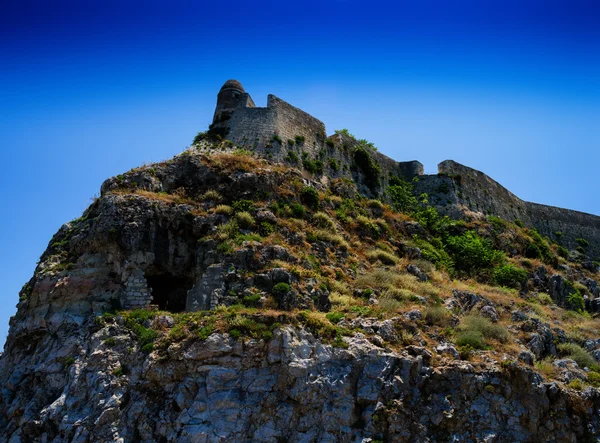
left=1, top=0, right=599, bottom=347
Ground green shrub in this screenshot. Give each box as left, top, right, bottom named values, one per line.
left=303, top=158, right=324, bottom=175
left=289, top=203, right=306, bottom=218
left=525, top=229, right=555, bottom=265
left=216, top=220, right=239, bottom=240
left=566, top=285, right=585, bottom=312
left=272, top=282, right=291, bottom=295
left=258, top=221, right=275, bottom=236
left=576, top=238, right=589, bottom=248
left=286, top=151, right=299, bottom=164
left=461, top=315, right=509, bottom=343
left=242, top=293, right=261, bottom=307
left=455, top=330, right=485, bottom=349
left=568, top=379, right=586, bottom=391
left=326, top=139, right=335, bottom=148
left=537, top=293, right=553, bottom=305
left=587, top=371, right=600, bottom=387
left=287, top=139, right=295, bottom=146
left=227, top=315, right=271, bottom=341
left=295, top=135, right=305, bottom=144
left=425, top=306, right=451, bottom=326
left=446, top=231, right=505, bottom=277
left=313, top=212, right=336, bottom=230
left=327, top=158, right=339, bottom=171
left=232, top=199, right=255, bottom=213
left=235, top=211, right=255, bottom=229
left=272, top=134, right=282, bottom=144
left=192, top=131, right=208, bottom=145
left=557, top=343, right=597, bottom=369
left=388, top=178, right=419, bottom=213
left=493, top=264, right=527, bottom=288
left=122, top=310, right=158, bottom=351
left=326, top=312, right=344, bottom=324
left=301, top=187, right=320, bottom=210
left=557, top=245, right=569, bottom=258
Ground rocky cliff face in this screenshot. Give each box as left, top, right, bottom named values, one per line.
left=3, top=318, right=600, bottom=442
left=3, top=142, right=600, bottom=442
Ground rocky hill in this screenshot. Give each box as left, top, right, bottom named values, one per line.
left=3, top=132, right=600, bottom=441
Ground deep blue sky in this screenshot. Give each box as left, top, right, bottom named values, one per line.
left=1, top=0, right=599, bottom=347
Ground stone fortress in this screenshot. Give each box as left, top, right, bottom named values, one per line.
left=209, top=79, right=600, bottom=258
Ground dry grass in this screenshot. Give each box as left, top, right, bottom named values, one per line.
left=330, top=291, right=364, bottom=310
left=215, top=205, right=233, bottom=215
left=312, top=212, right=337, bottom=230
left=113, top=189, right=197, bottom=206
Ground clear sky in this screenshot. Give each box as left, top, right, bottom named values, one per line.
left=1, top=0, right=599, bottom=348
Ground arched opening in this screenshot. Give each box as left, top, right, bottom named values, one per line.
left=146, top=274, right=193, bottom=313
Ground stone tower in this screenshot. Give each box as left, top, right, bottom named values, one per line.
left=212, top=79, right=255, bottom=126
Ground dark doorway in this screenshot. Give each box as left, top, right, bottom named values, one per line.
left=146, top=274, right=193, bottom=313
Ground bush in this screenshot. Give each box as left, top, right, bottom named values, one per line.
left=568, top=379, right=586, bottom=391
left=388, top=178, right=419, bottom=213
left=461, top=315, right=509, bottom=343
left=215, top=204, right=233, bottom=215
left=272, top=282, right=291, bottom=295
left=557, top=343, right=597, bottom=369
left=295, top=135, right=305, bottom=144
left=566, top=285, right=585, bottom=312
left=301, top=187, right=320, bottom=210
left=258, top=221, right=275, bottom=236
left=216, top=220, right=239, bottom=240
left=313, top=212, right=336, bottom=230
left=289, top=203, right=306, bottom=218
left=425, top=306, right=451, bottom=326
left=576, top=238, right=589, bottom=248
left=493, top=264, right=527, bottom=288
left=192, top=131, right=208, bottom=145
left=327, top=158, right=339, bottom=171
left=122, top=310, right=158, bottom=351
left=366, top=249, right=398, bottom=265
left=242, top=293, right=261, bottom=307
left=312, top=229, right=349, bottom=250
left=235, top=211, right=255, bottom=229
left=455, top=330, right=485, bottom=349
left=303, top=158, right=324, bottom=175
left=326, top=312, right=344, bottom=324
left=232, top=199, right=255, bottom=213
left=286, top=151, right=299, bottom=164
left=446, top=231, right=505, bottom=277
left=200, top=189, right=222, bottom=202
left=537, top=293, right=553, bottom=305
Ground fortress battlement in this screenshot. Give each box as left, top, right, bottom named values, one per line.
left=208, top=80, right=600, bottom=257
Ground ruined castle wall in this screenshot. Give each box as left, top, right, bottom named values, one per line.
left=526, top=202, right=600, bottom=254
left=269, top=95, right=327, bottom=160
left=226, top=107, right=277, bottom=151
left=418, top=160, right=600, bottom=257
left=433, top=160, right=530, bottom=221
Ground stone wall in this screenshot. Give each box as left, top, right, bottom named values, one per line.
left=417, top=160, right=600, bottom=257
left=526, top=202, right=600, bottom=255
left=211, top=84, right=600, bottom=255
left=121, top=268, right=152, bottom=309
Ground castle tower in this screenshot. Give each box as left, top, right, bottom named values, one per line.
left=212, top=79, right=255, bottom=126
